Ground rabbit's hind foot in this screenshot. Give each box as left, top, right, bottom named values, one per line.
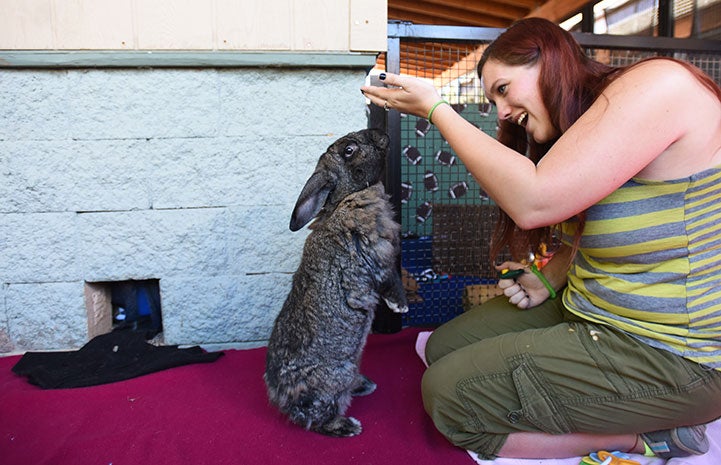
left=351, top=374, right=377, bottom=397
left=315, top=415, right=362, bottom=437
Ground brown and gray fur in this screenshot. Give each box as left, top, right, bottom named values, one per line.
left=264, top=129, right=408, bottom=437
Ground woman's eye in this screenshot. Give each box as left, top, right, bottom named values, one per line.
left=498, top=84, right=507, bottom=95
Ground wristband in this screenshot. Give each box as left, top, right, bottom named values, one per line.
left=427, top=100, right=449, bottom=124
left=530, top=264, right=556, bottom=299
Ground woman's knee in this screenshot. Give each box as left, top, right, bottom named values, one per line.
left=421, top=356, right=449, bottom=413
left=421, top=361, right=462, bottom=445
left=421, top=359, right=508, bottom=458
left=424, top=327, right=453, bottom=365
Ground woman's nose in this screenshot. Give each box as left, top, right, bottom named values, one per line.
left=496, top=101, right=512, bottom=121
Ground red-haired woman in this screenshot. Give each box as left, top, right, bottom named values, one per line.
left=362, top=18, right=721, bottom=461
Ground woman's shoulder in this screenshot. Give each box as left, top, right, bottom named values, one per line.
left=574, top=56, right=720, bottom=181
left=617, top=59, right=721, bottom=179
left=599, top=57, right=716, bottom=117
left=614, top=57, right=710, bottom=93
left=626, top=57, right=687, bottom=72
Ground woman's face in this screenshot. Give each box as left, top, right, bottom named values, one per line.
left=481, top=59, right=559, bottom=144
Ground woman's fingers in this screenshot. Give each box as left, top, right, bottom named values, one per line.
left=360, top=86, right=392, bottom=109
left=502, top=283, right=521, bottom=297
left=378, top=72, right=403, bottom=87
left=508, top=290, right=528, bottom=306
left=500, top=281, right=531, bottom=309
left=497, top=278, right=515, bottom=290
left=361, top=73, right=441, bottom=118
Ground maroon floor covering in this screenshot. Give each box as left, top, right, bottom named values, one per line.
left=0, top=327, right=471, bottom=465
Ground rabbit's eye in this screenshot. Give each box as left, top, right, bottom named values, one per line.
left=343, top=145, right=358, bottom=159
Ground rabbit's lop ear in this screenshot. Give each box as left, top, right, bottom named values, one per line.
left=289, top=171, right=332, bottom=231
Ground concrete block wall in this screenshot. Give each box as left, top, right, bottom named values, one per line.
left=0, top=67, right=369, bottom=353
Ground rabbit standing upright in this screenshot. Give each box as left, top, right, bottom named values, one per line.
left=264, top=128, right=408, bottom=437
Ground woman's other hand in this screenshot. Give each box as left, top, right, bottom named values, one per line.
left=495, top=262, right=551, bottom=309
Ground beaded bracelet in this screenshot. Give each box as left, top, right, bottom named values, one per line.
left=427, top=100, right=449, bottom=124
left=530, top=264, right=557, bottom=299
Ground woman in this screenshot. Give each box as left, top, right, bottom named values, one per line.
left=361, top=18, right=721, bottom=460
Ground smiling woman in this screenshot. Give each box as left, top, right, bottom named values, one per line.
left=361, top=17, right=721, bottom=461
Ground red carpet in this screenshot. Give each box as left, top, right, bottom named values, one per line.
left=0, top=327, right=471, bottom=465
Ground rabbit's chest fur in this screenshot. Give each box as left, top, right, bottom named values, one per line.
left=271, top=184, right=398, bottom=356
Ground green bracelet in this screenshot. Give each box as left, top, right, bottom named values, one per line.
left=427, top=100, right=449, bottom=124
left=530, top=264, right=557, bottom=299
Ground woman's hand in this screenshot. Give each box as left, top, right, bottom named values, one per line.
left=360, top=73, right=442, bottom=119
left=495, top=262, right=551, bottom=309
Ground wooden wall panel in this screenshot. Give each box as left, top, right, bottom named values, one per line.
left=135, top=0, right=214, bottom=49
left=350, top=0, right=387, bottom=51
left=291, top=0, right=348, bottom=51
left=54, top=0, right=134, bottom=49
left=216, top=0, right=292, bottom=50
left=0, top=0, right=385, bottom=52
left=0, top=0, right=54, bottom=49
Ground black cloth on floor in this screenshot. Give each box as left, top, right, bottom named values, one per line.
left=11, top=330, right=224, bottom=389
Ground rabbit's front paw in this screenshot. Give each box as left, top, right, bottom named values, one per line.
left=316, top=416, right=362, bottom=437
left=383, top=297, right=409, bottom=313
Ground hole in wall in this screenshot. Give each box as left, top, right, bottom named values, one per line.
left=85, top=279, right=163, bottom=341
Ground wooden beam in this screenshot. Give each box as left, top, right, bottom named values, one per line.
left=525, top=0, right=591, bottom=23
left=494, top=0, right=545, bottom=8
left=402, top=41, right=478, bottom=53
left=390, top=1, right=511, bottom=27
left=420, top=0, right=531, bottom=21
left=389, top=9, right=468, bottom=27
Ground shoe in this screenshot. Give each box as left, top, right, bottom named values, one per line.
left=641, top=424, right=709, bottom=459
left=580, top=450, right=640, bottom=465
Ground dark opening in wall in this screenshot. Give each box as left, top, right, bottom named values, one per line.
left=110, top=280, right=162, bottom=336
left=85, top=280, right=162, bottom=340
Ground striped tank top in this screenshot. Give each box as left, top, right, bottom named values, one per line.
left=561, top=166, right=721, bottom=369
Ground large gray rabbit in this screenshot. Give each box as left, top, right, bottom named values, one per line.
left=264, top=128, right=408, bottom=437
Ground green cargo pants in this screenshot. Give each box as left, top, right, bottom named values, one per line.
left=422, top=296, right=721, bottom=459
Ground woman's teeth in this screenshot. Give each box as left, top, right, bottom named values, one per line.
left=517, top=112, right=527, bottom=126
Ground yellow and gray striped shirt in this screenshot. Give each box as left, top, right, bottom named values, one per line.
left=562, top=166, right=721, bottom=370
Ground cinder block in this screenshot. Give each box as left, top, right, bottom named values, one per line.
left=0, top=70, right=72, bottom=141
left=160, top=273, right=292, bottom=345
left=64, top=69, right=221, bottom=140
left=0, top=139, right=153, bottom=214
left=218, top=69, right=368, bottom=138
left=0, top=284, right=13, bottom=353
left=0, top=212, right=79, bottom=283
left=227, top=205, right=307, bottom=274
left=77, top=208, right=232, bottom=281
left=6, top=282, right=87, bottom=351
left=149, top=134, right=334, bottom=209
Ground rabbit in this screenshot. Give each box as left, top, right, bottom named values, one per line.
left=264, top=128, right=409, bottom=437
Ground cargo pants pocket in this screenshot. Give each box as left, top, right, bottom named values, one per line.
left=507, top=353, right=574, bottom=434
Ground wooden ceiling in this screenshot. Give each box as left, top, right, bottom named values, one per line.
left=388, top=0, right=592, bottom=28
left=380, top=0, right=593, bottom=78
